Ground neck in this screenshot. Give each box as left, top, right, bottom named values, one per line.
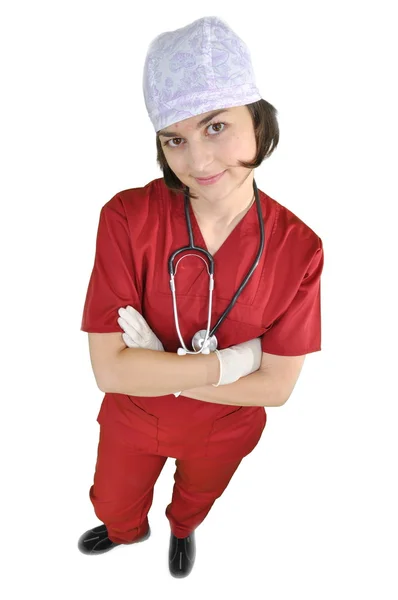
left=189, top=177, right=255, bottom=228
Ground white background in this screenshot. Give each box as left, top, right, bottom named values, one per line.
left=1, top=1, right=397, bottom=598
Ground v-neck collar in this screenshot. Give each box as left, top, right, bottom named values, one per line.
left=180, top=194, right=259, bottom=259
left=154, top=180, right=272, bottom=305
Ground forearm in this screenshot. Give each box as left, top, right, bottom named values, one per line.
left=182, top=370, right=284, bottom=407
left=102, top=348, right=220, bottom=396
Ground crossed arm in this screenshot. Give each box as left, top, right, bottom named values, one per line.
left=182, top=352, right=306, bottom=407
left=89, top=332, right=306, bottom=408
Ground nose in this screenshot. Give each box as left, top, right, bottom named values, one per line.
left=187, top=140, right=214, bottom=174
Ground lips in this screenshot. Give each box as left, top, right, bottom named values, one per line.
left=194, top=171, right=226, bottom=185
left=196, top=172, right=222, bottom=181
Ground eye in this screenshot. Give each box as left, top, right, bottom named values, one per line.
left=164, top=122, right=227, bottom=148
left=207, top=121, right=225, bottom=135
left=164, top=137, right=183, bottom=149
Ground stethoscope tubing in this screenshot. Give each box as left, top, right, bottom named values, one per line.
left=168, top=178, right=265, bottom=352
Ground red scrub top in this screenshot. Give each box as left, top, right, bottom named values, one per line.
left=80, top=177, right=323, bottom=431
left=81, top=178, right=323, bottom=460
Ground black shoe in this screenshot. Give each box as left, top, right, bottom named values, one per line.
left=168, top=531, right=196, bottom=578
left=78, top=523, right=151, bottom=555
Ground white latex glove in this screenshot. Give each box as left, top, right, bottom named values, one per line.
left=117, top=306, right=164, bottom=351
left=117, top=306, right=181, bottom=397
left=212, top=338, right=262, bottom=387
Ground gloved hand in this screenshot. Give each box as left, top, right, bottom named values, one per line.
left=212, top=338, right=262, bottom=387
left=117, top=306, right=181, bottom=397
left=117, top=306, right=164, bottom=351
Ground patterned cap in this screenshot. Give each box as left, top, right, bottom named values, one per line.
left=143, top=16, right=262, bottom=132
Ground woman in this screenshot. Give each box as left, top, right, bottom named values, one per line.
left=77, top=16, right=324, bottom=578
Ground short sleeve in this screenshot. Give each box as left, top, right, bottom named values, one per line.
left=261, top=237, right=324, bottom=356
left=80, top=195, right=142, bottom=333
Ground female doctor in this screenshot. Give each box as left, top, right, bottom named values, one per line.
left=78, top=16, right=324, bottom=579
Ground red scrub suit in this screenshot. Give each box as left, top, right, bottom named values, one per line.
left=81, top=177, right=323, bottom=543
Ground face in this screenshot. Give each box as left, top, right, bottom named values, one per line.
left=157, top=105, right=257, bottom=202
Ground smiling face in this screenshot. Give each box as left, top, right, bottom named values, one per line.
left=157, top=105, right=257, bottom=205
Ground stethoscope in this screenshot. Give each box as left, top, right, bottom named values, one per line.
left=168, top=178, right=265, bottom=355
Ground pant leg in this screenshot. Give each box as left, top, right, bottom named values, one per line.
left=165, top=456, right=242, bottom=538
left=165, top=406, right=267, bottom=538
left=89, top=423, right=167, bottom=544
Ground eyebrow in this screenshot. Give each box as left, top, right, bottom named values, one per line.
left=157, top=109, right=231, bottom=138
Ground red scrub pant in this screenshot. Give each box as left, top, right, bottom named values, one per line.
left=89, top=393, right=267, bottom=544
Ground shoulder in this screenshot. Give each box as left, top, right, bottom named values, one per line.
left=102, top=177, right=164, bottom=212
left=99, top=177, right=177, bottom=224
left=256, top=189, right=323, bottom=286
left=259, top=189, right=322, bottom=256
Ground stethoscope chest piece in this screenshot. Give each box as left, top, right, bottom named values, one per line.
left=192, top=329, right=218, bottom=353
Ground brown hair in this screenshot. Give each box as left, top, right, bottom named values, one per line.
left=155, top=99, right=279, bottom=200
